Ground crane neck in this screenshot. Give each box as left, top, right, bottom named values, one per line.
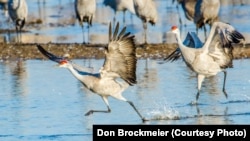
left=66, top=64, right=84, bottom=81
left=65, top=63, right=97, bottom=89
left=174, top=29, right=195, bottom=65
left=174, top=30, right=186, bottom=50
left=202, top=22, right=217, bottom=52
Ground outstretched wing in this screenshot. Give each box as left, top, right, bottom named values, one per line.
left=102, top=22, right=137, bottom=86
left=164, top=31, right=203, bottom=62
left=37, top=45, right=94, bottom=74
left=37, top=44, right=64, bottom=63
left=206, top=22, right=245, bottom=68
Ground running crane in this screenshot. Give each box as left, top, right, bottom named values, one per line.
left=37, top=22, right=147, bottom=122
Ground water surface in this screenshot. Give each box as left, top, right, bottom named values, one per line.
left=0, top=58, right=250, bottom=140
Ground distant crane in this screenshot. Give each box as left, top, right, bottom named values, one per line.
left=194, top=0, right=220, bottom=39
left=8, top=0, right=28, bottom=43
left=175, top=0, right=197, bottom=26
left=75, top=0, right=96, bottom=44
left=0, top=0, right=8, bottom=17
left=133, top=0, right=158, bottom=44
left=103, top=0, right=135, bottom=26
left=176, top=0, right=220, bottom=39
left=165, top=21, right=245, bottom=102
left=37, top=22, right=147, bottom=122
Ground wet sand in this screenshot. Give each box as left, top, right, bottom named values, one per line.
left=0, top=43, right=249, bottom=60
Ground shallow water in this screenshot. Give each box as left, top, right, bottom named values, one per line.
left=1, top=0, right=250, bottom=44
left=0, top=58, right=250, bottom=140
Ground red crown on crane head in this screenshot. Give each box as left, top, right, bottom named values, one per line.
left=59, top=60, right=68, bottom=65
left=171, top=26, right=178, bottom=30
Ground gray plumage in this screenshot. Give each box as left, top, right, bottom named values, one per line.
left=166, top=21, right=245, bottom=102
left=194, top=0, right=220, bottom=37
left=0, top=0, right=8, bottom=17
left=8, top=0, right=28, bottom=43
left=103, top=0, right=135, bottom=25
left=178, top=0, right=197, bottom=21
left=75, top=0, right=96, bottom=44
left=133, top=0, right=158, bottom=44
left=164, top=31, right=203, bottom=62
left=37, top=22, right=147, bottom=122
left=177, top=0, right=220, bottom=39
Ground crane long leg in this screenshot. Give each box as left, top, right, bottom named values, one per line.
left=196, top=75, right=205, bottom=102
left=16, top=27, right=20, bottom=43
left=222, top=70, right=228, bottom=98
left=143, top=22, right=148, bottom=44
left=85, top=107, right=111, bottom=116
left=87, top=24, right=90, bottom=44
left=196, top=91, right=200, bottom=102
left=85, top=96, right=111, bottom=116
left=81, top=24, right=85, bottom=44
left=127, top=101, right=148, bottom=122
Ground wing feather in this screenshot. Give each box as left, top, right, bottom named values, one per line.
left=208, top=22, right=245, bottom=68
left=37, top=44, right=63, bottom=63
left=37, top=45, right=94, bottom=74
left=102, top=22, right=136, bottom=85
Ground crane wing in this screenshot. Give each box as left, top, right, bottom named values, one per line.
left=164, top=31, right=203, bottom=62
left=37, top=44, right=64, bottom=63
left=37, top=45, right=95, bottom=75
left=102, top=22, right=137, bottom=85
left=206, top=22, right=245, bottom=68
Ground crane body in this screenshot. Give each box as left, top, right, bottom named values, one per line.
left=37, top=22, right=147, bottom=122
left=165, top=21, right=245, bottom=102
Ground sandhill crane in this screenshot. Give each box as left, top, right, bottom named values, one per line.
left=75, top=0, right=96, bottom=44
left=194, top=0, right=220, bottom=39
left=0, top=0, right=8, bottom=17
left=176, top=0, right=220, bottom=40
left=103, top=0, right=135, bottom=26
left=133, top=0, right=158, bottom=44
left=176, top=0, right=197, bottom=25
left=37, top=22, right=147, bottom=122
left=165, top=21, right=245, bottom=103
left=164, top=31, right=203, bottom=62
left=8, top=0, right=28, bottom=43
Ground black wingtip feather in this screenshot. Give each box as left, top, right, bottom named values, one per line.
left=36, top=44, right=63, bottom=63
left=113, top=22, right=120, bottom=40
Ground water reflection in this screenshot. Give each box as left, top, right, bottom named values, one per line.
left=0, top=0, right=249, bottom=44
left=195, top=105, right=231, bottom=124
left=1, top=60, right=28, bottom=96
left=0, top=59, right=250, bottom=140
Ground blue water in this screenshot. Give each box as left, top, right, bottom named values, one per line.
left=0, top=58, right=250, bottom=140
left=1, top=0, right=250, bottom=140
left=1, top=0, right=250, bottom=44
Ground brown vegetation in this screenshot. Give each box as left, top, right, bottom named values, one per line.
left=0, top=43, right=249, bottom=60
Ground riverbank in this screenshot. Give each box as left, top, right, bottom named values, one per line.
left=0, top=43, right=249, bottom=60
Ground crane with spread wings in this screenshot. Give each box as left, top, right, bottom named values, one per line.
left=37, top=22, right=147, bottom=122
left=165, top=21, right=245, bottom=103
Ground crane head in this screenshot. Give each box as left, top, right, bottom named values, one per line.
left=171, top=25, right=178, bottom=31
left=171, top=25, right=179, bottom=34
left=58, top=59, right=69, bottom=67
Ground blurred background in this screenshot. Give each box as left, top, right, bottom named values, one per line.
left=0, top=0, right=250, bottom=44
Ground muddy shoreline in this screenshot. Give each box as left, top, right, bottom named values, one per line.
left=0, top=43, right=249, bottom=60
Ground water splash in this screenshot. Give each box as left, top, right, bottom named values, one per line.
left=145, top=104, right=180, bottom=120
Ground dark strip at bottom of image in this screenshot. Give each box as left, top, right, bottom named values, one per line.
left=93, top=125, right=250, bottom=140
